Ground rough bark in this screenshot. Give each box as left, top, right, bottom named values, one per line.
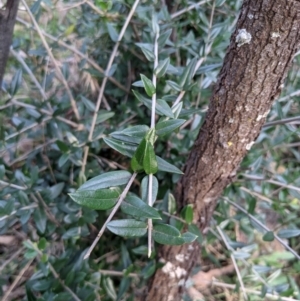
left=0, top=0, right=20, bottom=87
left=146, top=1, right=300, bottom=300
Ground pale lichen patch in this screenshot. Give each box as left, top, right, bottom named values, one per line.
left=188, top=245, right=194, bottom=251
left=236, top=29, right=252, bottom=47
left=204, top=197, right=213, bottom=203
left=175, top=266, right=187, bottom=278
left=271, top=32, right=280, bottom=38
left=175, top=254, right=185, bottom=263
left=162, top=262, right=187, bottom=279
left=162, top=262, right=176, bottom=278
left=256, top=110, right=270, bottom=121
left=246, top=141, right=255, bottom=150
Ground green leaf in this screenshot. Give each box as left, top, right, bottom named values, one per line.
left=131, top=156, right=144, bottom=172
left=172, top=102, right=183, bottom=119
left=143, top=142, right=158, bottom=174
left=188, top=224, right=204, bottom=244
left=248, top=198, right=257, bottom=214
left=78, top=171, right=132, bottom=191
left=96, top=111, right=115, bottom=124
left=103, top=137, right=136, bottom=157
left=56, top=140, right=69, bottom=153
left=0, top=164, right=5, bottom=179
left=133, top=90, right=174, bottom=118
left=145, top=128, right=156, bottom=145
left=131, top=138, right=147, bottom=166
left=178, top=108, right=202, bottom=118
left=69, top=188, right=121, bottom=210
left=155, top=58, right=170, bottom=77
left=10, top=69, right=23, bottom=95
left=155, top=99, right=174, bottom=118
left=107, top=23, right=118, bottom=42
left=121, top=125, right=150, bottom=137
left=26, top=284, right=37, bottom=301
left=141, top=175, right=159, bottom=204
left=37, top=237, right=47, bottom=250
left=121, top=195, right=161, bottom=219
left=181, top=205, right=193, bottom=224
left=153, top=224, right=185, bottom=245
left=141, top=261, right=156, bottom=279
left=103, top=277, right=117, bottom=301
left=168, top=192, right=176, bottom=214
left=133, top=90, right=151, bottom=105
left=33, top=207, right=47, bottom=234
left=138, top=46, right=155, bottom=61
left=156, top=156, right=183, bottom=174
left=232, top=251, right=251, bottom=259
left=179, top=58, right=197, bottom=88
left=263, top=231, right=275, bottom=242
left=156, top=119, right=185, bottom=136
left=49, top=183, right=64, bottom=199
left=81, top=95, right=96, bottom=111
left=140, top=74, right=156, bottom=97
left=110, top=133, right=142, bottom=145
left=30, top=0, right=42, bottom=14
left=196, top=63, right=222, bottom=75
left=157, top=29, right=172, bottom=48
left=132, top=80, right=144, bottom=87
left=166, top=80, right=182, bottom=92
left=107, top=219, right=147, bottom=237
left=277, top=229, right=300, bottom=238
left=58, top=153, right=69, bottom=167
left=181, top=232, right=198, bottom=243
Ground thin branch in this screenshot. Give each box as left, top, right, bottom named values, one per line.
left=47, top=262, right=81, bottom=301
left=20, top=0, right=80, bottom=121
left=223, top=197, right=300, bottom=260
left=11, top=99, right=80, bottom=129
left=7, top=137, right=57, bottom=167
left=99, top=269, right=139, bottom=278
left=278, top=89, right=300, bottom=102
left=266, top=179, right=300, bottom=193
left=85, top=0, right=119, bottom=18
left=0, top=247, right=24, bottom=273
left=26, top=241, right=81, bottom=301
left=201, top=279, right=299, bottom=301
left=5, top=116, right=52, bottom=141
left=147, top=27, right=159, bottom=258
left=84, top=172, right=137, bottom=260
left=81, top=0, right=140, bottom=174
left=170, top=0, right=209, bottom=19
left=263, top=116, right=300, bottom=127
left=0, top=179, right=27, bottom=190
left=10, top=48, right=48, bottom=101
left=240, top=186, right=273, bottom=204
left=2, top=258, right=34, bottom=301
left=216, top=226, right=248, bottom=301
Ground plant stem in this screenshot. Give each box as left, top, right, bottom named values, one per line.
left=148, top=27, right=159, bottom=258
left=81, top=0, right=140, bottom=174
left=84, top=173, right=137, bottom=260
left=223, top=197, right=300, bottom=260
left=216, top=226, right=248, bottom=301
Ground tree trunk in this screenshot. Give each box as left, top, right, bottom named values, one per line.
left=0, top=0, right=20, bottom=87
left=146, top=0, right=300, bottom=300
